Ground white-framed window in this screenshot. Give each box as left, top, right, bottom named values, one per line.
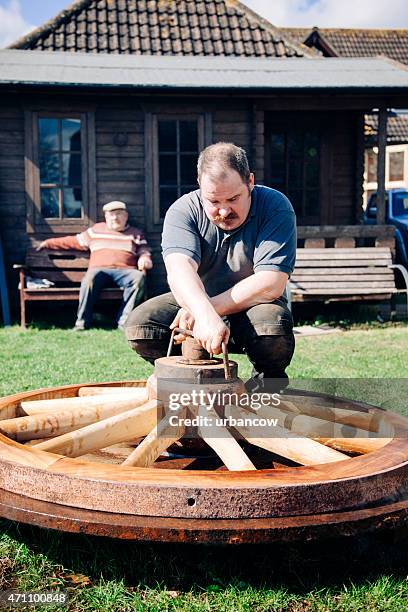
left=363, top=144, right=408, bottom=207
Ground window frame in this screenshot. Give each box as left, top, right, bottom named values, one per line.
left=146, top=112, right=210, bottom=230
left=25, top=110, right=96, bottom=234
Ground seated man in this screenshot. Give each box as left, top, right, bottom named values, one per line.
left=125, top=142, right=296, bottom=389
left=38, top=201, right=152, bottom=330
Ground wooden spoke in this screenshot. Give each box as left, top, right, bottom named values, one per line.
left=277, top=395, right=389, bottom=433
left=0, top=395, right=149, bottom=442
left=34, top=400, right=161, bottom=457
left=123, top=408, right=186, bottom=467
left=197, top=405, right=256, bottom=471
left=224, top=405, right=347, bottom=465
left=20, top=393, right=148, bottom=416
left=77, top=386, right=148, bottom=398
left=230, top=403, right=392, bottom=456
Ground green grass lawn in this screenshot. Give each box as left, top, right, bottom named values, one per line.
left=0, top=323, right=408, bottom=611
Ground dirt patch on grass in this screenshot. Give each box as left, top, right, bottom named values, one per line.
left=0, top=556, right=16, bottom=589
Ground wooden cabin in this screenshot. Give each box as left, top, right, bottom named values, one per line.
left=0, top=0, right=407, bottom=309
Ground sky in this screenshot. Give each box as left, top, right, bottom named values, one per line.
left=1, top=0, right=408, bottom=48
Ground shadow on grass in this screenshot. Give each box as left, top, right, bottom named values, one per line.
left=2, top=518, right=408, bottom=594
left=20, top=303, right=120, bottom=331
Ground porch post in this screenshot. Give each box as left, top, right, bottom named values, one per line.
left=376, top=108, right=388, bottom=225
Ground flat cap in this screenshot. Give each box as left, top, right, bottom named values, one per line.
left=103, top=200, right=127, bottom=212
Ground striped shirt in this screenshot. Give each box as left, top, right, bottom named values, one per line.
left=43, top=222, right=151, bottom=269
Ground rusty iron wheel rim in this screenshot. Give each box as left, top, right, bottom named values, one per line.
left=1, top=381, right=408, bottom=529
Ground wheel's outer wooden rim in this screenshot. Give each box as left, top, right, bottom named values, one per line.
left=0, top=381, right=408, bottom=521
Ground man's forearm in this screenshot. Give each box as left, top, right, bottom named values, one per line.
left=210, top=271, right=288, bottom=317
left=166, top=256, right=216, bottom=319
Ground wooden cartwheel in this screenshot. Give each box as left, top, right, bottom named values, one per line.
left=1, top=374, right=408, bottom=545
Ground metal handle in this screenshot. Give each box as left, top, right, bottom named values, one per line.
left=167, top=327, right=231, bottom=380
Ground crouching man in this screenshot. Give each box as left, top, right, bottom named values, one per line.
left=125, top=142, right=296, bottom=390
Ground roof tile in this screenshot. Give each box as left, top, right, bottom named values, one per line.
left=10, top=0, right=312, bottom=59
left=283, top=27, right=408, bottom=64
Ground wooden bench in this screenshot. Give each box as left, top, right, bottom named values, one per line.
left=289, top=246, right=408, bottom=316
left=14, top=248, right=146, bottom=328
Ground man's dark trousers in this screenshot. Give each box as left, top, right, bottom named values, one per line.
left=125, top=292, right=295, bottom=388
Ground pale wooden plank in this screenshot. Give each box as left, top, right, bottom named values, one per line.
left=291, top=281, right=395, bottom=289
left=197, top=405, right=256, bottom=471
left=294, top=260, right=392, bottom=268
left=296, top=248, right=391, bottom=254
left=33, top=400, right=160, bottom=457
left=293, top=288, right=395, bottom=295
left=296, top=253, right=392, bottom=261
left=122, top=408, right=186, bottom=467
left=21, top=392, right=147, bottom=415
left=2, top=394, right=149, bottom=441
left=224, top=405, right=347, bottom=465
left=292, top=268, right=394, bottom=276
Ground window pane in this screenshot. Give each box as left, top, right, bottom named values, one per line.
left=270, top=134, right=285, bottom=159
left=180, top=154, right=197, bottom=184
left=62, top=119, right=81, bottom=151
left=288, top=189, right=302, bottom=215
left=305, top=190, right=319, bottom=216
left=41, top=188, right=60, bottom=218
left=63, top=188, right=82, bottom=218
left=181, top=185, right=198, bottom=196
left=392, top=193, right=408, bottom=216
left=270, top=161, right=285, bottom=183
left=288, top=162, right=303, bottom=188
left=288, top=133, right=303, bottom=157
left=158, top=121, right=177, bottom=152
left=39, top=118, right=59, bottom=150
left=180, top=121, right=198, bottom=151
left=389, top=151, right=404, bottom=182
left=305, top=161, right=319, bottom=187
left=272, top=182, right=285, bottom=194
left=305, top=132, right=319, bottom=157
left=160, top=187, right=178, bottom=218
left=366, top=149, right=377, bottom=183
left=40, top=152, right=60, bottom=184
left=63, top=153, right=82, bottom=186
left=159, top=154, right=177, bottom=185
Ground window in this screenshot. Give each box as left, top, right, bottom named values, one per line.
left=148, top=114, right=209, bottom=227
left=39, top=118, right=82, bottom=219
left=366, top=148, right=378, bottom=183
left=388, top=151, right=404, bottom=182
left=268, top=130, right=321, bottom=223
left=158, top=120, right=199, bottom=219
left=25, top=111, right=96, bottom=233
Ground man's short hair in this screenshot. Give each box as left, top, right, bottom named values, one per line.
left=197, top=142, right=251, bottom=186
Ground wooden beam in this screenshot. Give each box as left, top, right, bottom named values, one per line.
left=376, top=108, right=388, bottom=225
left=197, top=405, right=256, bottom=471
left=224, top=405, right=347, bottom=465
left=297, top=225, right=394, bottom=239
left=33, top=400, right=160, bottom=457
left=122, top=408, right=186, bottom=467
left=20, top=393, right=147, bottom=415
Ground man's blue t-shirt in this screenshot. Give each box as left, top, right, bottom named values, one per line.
left=162, top=185, right=296, bottom=297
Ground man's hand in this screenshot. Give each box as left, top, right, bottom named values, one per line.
left=138, top=254, right=153, bottom=272
left=192, top=310, right=230, bottom=355
left=36, top=241, right=48, bottom=251
left=170, top=308, right=195, bottom=343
